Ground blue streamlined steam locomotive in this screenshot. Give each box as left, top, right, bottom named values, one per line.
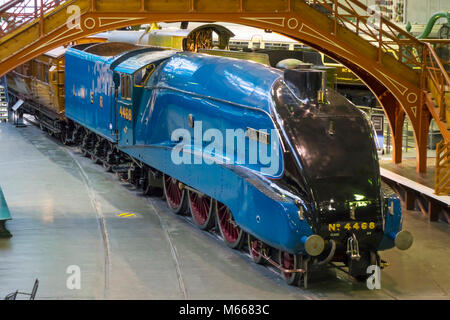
left=61, top=41, right=412, bottom=287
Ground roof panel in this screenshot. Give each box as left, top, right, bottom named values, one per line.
left=44, top=46, right=67, bottom=58
left=113, top=49, right=178, bottom=74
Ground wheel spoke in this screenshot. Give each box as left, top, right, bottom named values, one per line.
left=164, top=175, right=183, bottom=209
left=189, top=190, right=212, bottom=227
left=217, top=202, right=242, bottom=246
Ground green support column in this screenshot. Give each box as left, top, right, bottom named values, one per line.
left=0, top=186, right=12, bottom=238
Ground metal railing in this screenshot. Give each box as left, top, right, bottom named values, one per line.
left=4, top=279, right=39, bottom=300
left=305, top=0, right=424, bottom=69
left=423, top=41, right=450, bottom=123
left=435, top=140, right=450, bottom=196
left=0, top=0, right=67, bottom=37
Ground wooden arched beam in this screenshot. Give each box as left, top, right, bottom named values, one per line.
left=0, top=2, right=429, bottom=171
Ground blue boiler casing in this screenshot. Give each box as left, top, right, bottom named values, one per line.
left=121, top=52, right=314, bottom=252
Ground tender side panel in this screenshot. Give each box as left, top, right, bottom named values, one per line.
left=65, top=48, right=116, bottom=142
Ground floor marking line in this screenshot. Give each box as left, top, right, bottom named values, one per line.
left=118, top=213, right=136, bottom=218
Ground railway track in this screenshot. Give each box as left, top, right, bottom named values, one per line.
left=64, top=148, right=112, bottom=298
left=23, top=114, right=313, bottom=288
left=22, top=115, right=389, bottom=290
left=24, top=114, right=191, bottom=298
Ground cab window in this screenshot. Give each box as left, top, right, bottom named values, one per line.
left=134, top=64, right=155, bottom=87
left=120, top=74, right=132, bottom=100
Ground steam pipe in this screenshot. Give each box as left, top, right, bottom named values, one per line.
left=406, top=12, right=450, bottom=39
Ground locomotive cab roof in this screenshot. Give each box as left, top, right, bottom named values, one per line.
left=67, top=42, right=179, bottom=76
left=112, top=49, right=178, bottom=74
left=82, top=42, right=141, bottom=57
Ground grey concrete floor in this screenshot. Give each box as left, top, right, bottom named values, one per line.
left=0, top=122, right=449, bottom=300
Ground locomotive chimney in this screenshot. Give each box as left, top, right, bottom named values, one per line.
left=283, top=68, right=326, bottom=104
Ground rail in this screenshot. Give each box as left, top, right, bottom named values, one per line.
left=435, top=141, right=450, bottom=196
